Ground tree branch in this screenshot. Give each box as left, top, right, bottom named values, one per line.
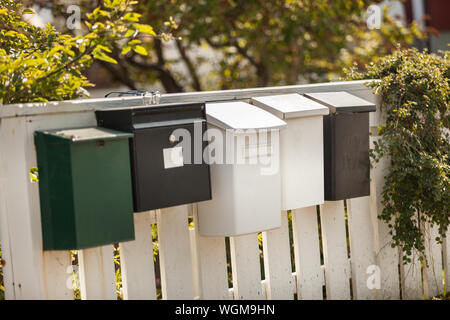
left=175, top=40, right=202, bottom=91
left=126, top=41, right=184, bottom=93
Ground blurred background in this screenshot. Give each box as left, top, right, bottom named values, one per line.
left=23, top=0, right=449, bottom=98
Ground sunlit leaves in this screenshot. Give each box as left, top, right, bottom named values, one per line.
left=143, top=0, right=421, bottom=91
left=0, top=0, right=157, bottom=104
left=347, top=48, right=450, bottom=264
left=133, top=45, right=148, bottom=56
left=133, top=24, right=156, bottom=36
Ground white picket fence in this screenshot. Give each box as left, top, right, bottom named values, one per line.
left=0, top=80, right=448, bottom=300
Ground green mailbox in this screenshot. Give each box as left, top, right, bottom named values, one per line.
left=34, top=127, right=135, bottom=250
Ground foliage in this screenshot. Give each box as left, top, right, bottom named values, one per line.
left=145, top=0, right=424, bottom=90
left=0, top=0, right=157, bottom=104
left=26, top=0, right=422, bottom=93
left=346, top=48, right=450, bottom=264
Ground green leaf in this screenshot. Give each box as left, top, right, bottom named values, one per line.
left=124, top=29, right=137, bottom=37
left=121, top=46, right=132, bottom=55
left=123, top=12, right=141, bottom=22
left=22, top=8, right=36, bottom=15
left=134, top=24, right=156, bottom=36
left=93, top=51, right=118, bottom=64
left=96, top=44, right=112, bottom=53
left=133, top=45, right=148, bottom=56
left=127, top=39, right=141, bottom=46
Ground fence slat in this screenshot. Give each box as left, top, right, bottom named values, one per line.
left=119, top=211, right=157, bottom=300
left=291, top=206, right=323, bottom=300
left=0, top=168, right=15, bottom=300
left=369, top=136, right=400, bottom=300
left=262, top=211, right=294, bottom=300
left=192, top=205, right=229, bottom=300
left=0, top=116, right=79, bottom=299
left=320, top=201, right=351, bottom=300
left=444, top=228, right=450, bottom=295
left=347, top=196, right=376, bottom=300
left=189, top=226, right=200, bottom=299
left=230, top=234, right=264, bottom=300
left=400, top=250, right=423, bottom=300
left=157, top=205, right=194, bottom=300
left=28, top=113, right=96, bottom=300
left=423, top=223, right=444, bottom=298
left=78, top=245, right=116, bottom=300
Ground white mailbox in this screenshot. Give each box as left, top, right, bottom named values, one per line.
left=197, top=101, right=287, bottom=236
left=250, top=93, right=329, bottom=210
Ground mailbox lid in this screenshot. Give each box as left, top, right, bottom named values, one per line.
left=304, top=91, right=376, bottom=114
left=96, top=102, right=206, bottom=132
left=37, top=127, right=133, bottom=142
left=250, top=93, right=329, bottom=119
left=206, top=101, right=287, bottom=130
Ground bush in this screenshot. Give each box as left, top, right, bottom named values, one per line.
left=0, top=0, right=156, bottom=104
left=346, top=48, right=450, bottom=264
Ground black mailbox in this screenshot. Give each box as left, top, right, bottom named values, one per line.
left=304, top=92, right=376, bottom=201
left=96, top=103, right=211, bottom=211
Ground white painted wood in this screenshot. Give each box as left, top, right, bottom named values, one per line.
left=78, top=245, right=117, bottom=300
left=400, top=248, right=423, bottom=300
left=0, top=160, right=15, bottom=299
left=0, top=115, right=84, bottom=299
left=192, top=205, right=229, bottom=300
left=320, top=201, right=351, bottom=300
left=119, top=211, right=157, bottom=300
left=157, top=205, right=194, bottom=300
left=0, top=117, right=46, bottom=299
left=230, top=234, right=264, bottom=300
left=369, top=136, right=400, bottom=300
left=423, top=223, right=444, bottom=298
left=41, top=251, right=74, bottom=300
left=189, top=224, right=200, bottom=299
left=262, top=211, right=294, bottom=300
left=0, top=80, right=375, bottom=119
left=443, top=228, right=450, bottom=295
left=398, top=213, right=422, bottom=300
left=292, top=206, right=324, bottom=300
left=347, top=196, right=376, bottom=300
left=26, top=115, right=89, bottom=300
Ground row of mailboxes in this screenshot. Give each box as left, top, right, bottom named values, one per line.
left=34, top=91, right=375, bottom=249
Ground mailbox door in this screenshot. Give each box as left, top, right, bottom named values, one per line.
left=133, top=121, right=211, bottom=211
left=324, top=112, right=370, bottom=200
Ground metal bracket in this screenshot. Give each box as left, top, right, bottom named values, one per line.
left=104, top=90, right=161, bottom=106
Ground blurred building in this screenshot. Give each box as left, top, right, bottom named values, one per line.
left=404, top=0, right=450, bottom=52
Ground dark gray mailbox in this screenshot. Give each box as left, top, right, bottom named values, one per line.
left=96, top=103, right=211, bottom=211
left=304, top=92, right=376, bottom=201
